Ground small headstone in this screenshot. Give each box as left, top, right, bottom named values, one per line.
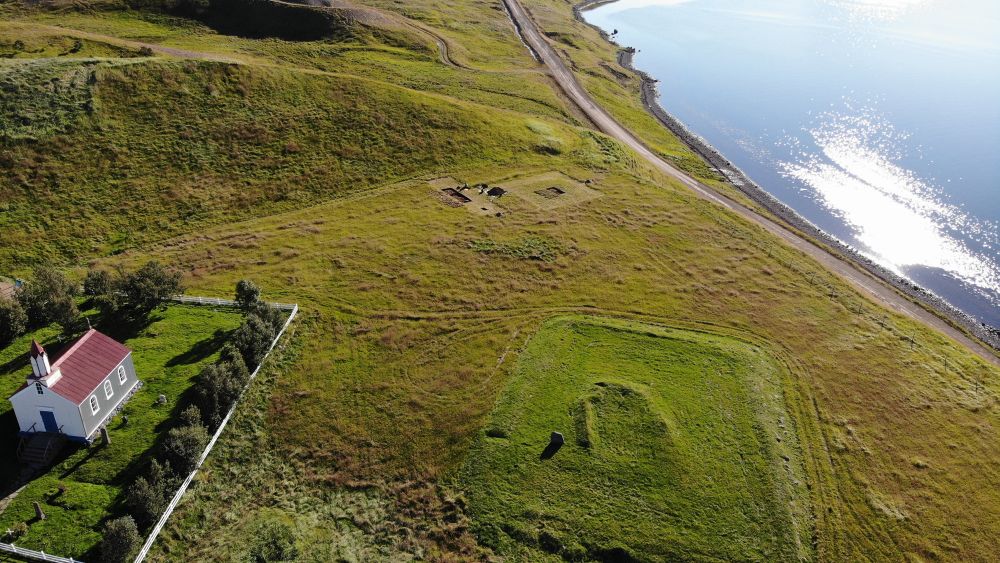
left=157, top=394, right=167, bottom=405
left=33, top=501, right=45, bottom=520
left=100, top=426, right=111, bottom=446
left=122, top=415, right=129, bottom=426
left=550, top=432, right=564, bottom=446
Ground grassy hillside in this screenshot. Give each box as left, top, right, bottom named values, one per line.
left=0, top=54, right=581, bottom=266
left=124, top=160, right=1000, bottom=562
left=0, top=2, right=998, bottom=562
left=460, top=316, right=811, bottom=562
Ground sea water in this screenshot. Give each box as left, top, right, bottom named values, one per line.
left=584, top=0, right=1000, bottom=327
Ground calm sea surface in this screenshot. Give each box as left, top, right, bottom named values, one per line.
left=584, top=0, right=1000, bottom=326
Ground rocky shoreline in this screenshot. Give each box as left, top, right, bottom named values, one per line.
left=572, top=0, right=1000, bottom=352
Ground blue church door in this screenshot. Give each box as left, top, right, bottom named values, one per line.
left=40, top=411, right=58, bottom=433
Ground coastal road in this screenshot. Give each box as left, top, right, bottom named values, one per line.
left=501, top=0, right=1000, bottom=367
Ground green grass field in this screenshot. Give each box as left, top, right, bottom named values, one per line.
left=460, top=316, right=810, bottom=562
left=0, top=303, right=243, bottom=559
left=1, top=1, right=999, bottom=561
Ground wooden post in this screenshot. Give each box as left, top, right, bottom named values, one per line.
left=100, top=426, right=110, bottom=446
left=33, top=501, right=45, bottom=520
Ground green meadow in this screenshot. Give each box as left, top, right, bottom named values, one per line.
left=0, top=304, right=243, bottom=559
left=461, top=316, right=810, bottom=562
left=0, top=1, right=998, bottom=561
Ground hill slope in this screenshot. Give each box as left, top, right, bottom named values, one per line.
left=0, top=2, right=998, bottom=562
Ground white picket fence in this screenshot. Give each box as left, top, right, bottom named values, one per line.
left=0, top=543, right=81, bottom=562
left=132, top=299, right=298, bottom=563
left=170, top=295, right=297, bottom=311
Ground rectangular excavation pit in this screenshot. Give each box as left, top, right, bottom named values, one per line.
left=442, top=187, right=472, bottom=205
left=502, top=171, right=601, bottom=210
left=535, top=186, right=566, bottom=199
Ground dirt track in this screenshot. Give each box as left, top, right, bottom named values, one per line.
left=501, top=0, right=1000, bottom=367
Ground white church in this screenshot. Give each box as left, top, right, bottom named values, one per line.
left=8, top=329, right=140, bottom=443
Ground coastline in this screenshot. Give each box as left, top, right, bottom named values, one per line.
left=572, top=0, right=1000, bottom=352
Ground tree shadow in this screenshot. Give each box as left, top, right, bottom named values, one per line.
left=165, top=328, right=232, bottom=367
left=97, top=310, right=165, bottom=343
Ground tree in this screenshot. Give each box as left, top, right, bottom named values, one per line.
left=125, top=476, right=164, bottom=530
left=0, top=297, right=27, bottom=346
left=125, top=459, right=174, bottom=529
left=15, top=265, right=78, bottom=329
left=53, top=297, right=82, bottom=336
left=220, top=343, right=250, bottom=384
left=160, top=423, right=208, bottom=475
left=118, top=261, right=183, bottom=320
left=249, top=301, right=285, bottom=332
left=195, top=363, right=243, bottom=429
left=83, top=269, right=114, bottom=297
left=235, top=280, right=261, bottom=312
left=100, top=516, right=141, bottom=563
left=232, top=314, right=276, bottom=368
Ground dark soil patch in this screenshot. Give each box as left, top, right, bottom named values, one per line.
left=535, top=186, right=565, bottom=199
left=441, top=188, right=471, bottom=206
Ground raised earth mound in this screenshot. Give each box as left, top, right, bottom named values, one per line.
left=460, top=316, right=814, bottom=562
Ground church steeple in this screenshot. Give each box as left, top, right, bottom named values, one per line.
left=29, top=340, right=50, bottom=380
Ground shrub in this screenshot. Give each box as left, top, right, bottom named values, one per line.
left=125, top=476, right=164, bottom=530
left=0, top=297, right=27, bottom=345
left=83, top=269, right=113, bottom=297
left=160, top=423, right=208, bottom=475
left=195, top=363, right=243, bottom=429
left=125, top=460, right=175, bottom=529
left=93, top=291, right=125, bottom=319
left=247, top=519, right=298, bottom=563
left=100, top=516, right=141, bottom=563
left=233, top=313, right=276, bottom=368
left=91, top=262, right=183, bottom=322
left=221, top=343, right=250, bottom=384
left=249, top=301, right=285, bottom=332
left=235, top=279, right=261, bottom=312
left=54, top=299, right=82, bottom=336
left=5, top=521, right=28, bottom=541
left=178, top=404, right=203, bottom=428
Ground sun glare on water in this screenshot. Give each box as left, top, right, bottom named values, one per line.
left=824, top=0, right=931, bottom=22
left=780, top=108, right=1000, bottom=304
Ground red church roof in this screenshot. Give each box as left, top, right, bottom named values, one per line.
left=47, top=330, right=131, bottom=405
left=30, top=339, right=45, bottom=358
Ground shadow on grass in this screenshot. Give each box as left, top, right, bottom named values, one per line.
left=0, top=338, right=72, bottom=376
left=540, top=441, right=563, bottom=460
left=98, top=310, right=164, bottom=344
left=0, top=411, right=23, bottom=494
left=165, top=328, right=232, bottom=367
left=58, top=443, right=96, bottom=480
left=0, top=352, right=28, bottom=377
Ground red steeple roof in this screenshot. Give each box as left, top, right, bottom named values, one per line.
left=30, top=340, right=45, bottom=358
